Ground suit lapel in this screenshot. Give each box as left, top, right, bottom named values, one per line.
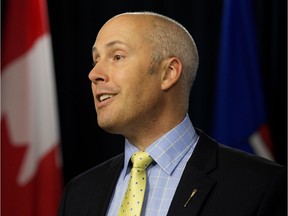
left=167, top=129, right=218, bottom=216
left=88, top=154, right=124, bottom=216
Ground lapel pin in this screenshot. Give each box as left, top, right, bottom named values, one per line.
left=184, top=188, right=198, bottom=207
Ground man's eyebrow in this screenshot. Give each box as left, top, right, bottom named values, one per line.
left=92, top=40, right=129, bottom=56
left=105, top=40, right=128, bottom=48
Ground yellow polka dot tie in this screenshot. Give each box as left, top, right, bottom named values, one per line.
left=118, top=151, right=153, bottom=216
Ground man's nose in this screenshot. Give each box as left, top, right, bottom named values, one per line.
left=88, top=61, right=108, bottom=84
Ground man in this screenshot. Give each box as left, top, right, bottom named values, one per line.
left=58, top=11, right=286, bottom=216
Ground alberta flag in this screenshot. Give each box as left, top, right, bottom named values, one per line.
left=212, top=0, right=274, bottom=160
left=1, top=0, right=63, bottom=215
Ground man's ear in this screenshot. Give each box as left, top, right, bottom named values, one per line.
left=161, top=57, right=182, bottom=90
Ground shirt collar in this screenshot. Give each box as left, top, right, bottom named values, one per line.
left=122, top=114, right=198, bottom=178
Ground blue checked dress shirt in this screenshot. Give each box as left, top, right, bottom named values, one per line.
left=106, top=114, right=199, bottom=216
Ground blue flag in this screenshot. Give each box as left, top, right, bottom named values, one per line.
left=212, top=0, right=274, bottom=160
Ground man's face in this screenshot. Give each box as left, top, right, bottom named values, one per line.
left=88, top=15, right=163, bottom=136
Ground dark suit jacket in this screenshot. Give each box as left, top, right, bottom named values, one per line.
left=58, top=129, right=287, bottom=216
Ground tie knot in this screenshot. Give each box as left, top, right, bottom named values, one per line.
left=131, top=151, right=153, bottom=169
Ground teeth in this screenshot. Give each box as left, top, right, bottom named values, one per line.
left=99, top=94, right=113, bottom=102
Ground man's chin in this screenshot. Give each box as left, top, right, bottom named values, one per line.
left=97, top=120, right=119, bottom=134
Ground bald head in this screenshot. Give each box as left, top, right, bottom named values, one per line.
left=102, top=12, right=199, bottom=102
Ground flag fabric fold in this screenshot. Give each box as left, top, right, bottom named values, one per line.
left=1, top=0, right=63, bottom=215
left=212, top=0, right=274, bottom=160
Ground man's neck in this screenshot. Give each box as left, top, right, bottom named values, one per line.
left=124, top=113, right=187, bottom=150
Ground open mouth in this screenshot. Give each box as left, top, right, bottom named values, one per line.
left=99, top=94, right=115, bottom=102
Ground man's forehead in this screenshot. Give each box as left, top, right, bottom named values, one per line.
left=93, top=28, right=147, bottom=54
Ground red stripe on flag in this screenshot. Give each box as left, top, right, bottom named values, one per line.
left=1, top=0, right=49, bottom=69
left=258, top=124, right=274, bottom=154
left=1, top=116, right=62, bottom=216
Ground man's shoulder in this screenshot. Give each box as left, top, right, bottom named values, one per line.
left=195, top=127, right=286, bottom=175
left=59, top=153, right=125, bottom=214
left=68, top=153, right=124, bottom=186
left=217, top=143, right=285, bottom=172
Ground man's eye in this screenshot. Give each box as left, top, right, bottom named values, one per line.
left=92, top=61, right=97, bottom=67
left=114, top=55, right=123, bottom=61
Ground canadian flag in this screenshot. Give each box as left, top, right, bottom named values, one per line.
left=1, top=0, right=63, bottom=215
